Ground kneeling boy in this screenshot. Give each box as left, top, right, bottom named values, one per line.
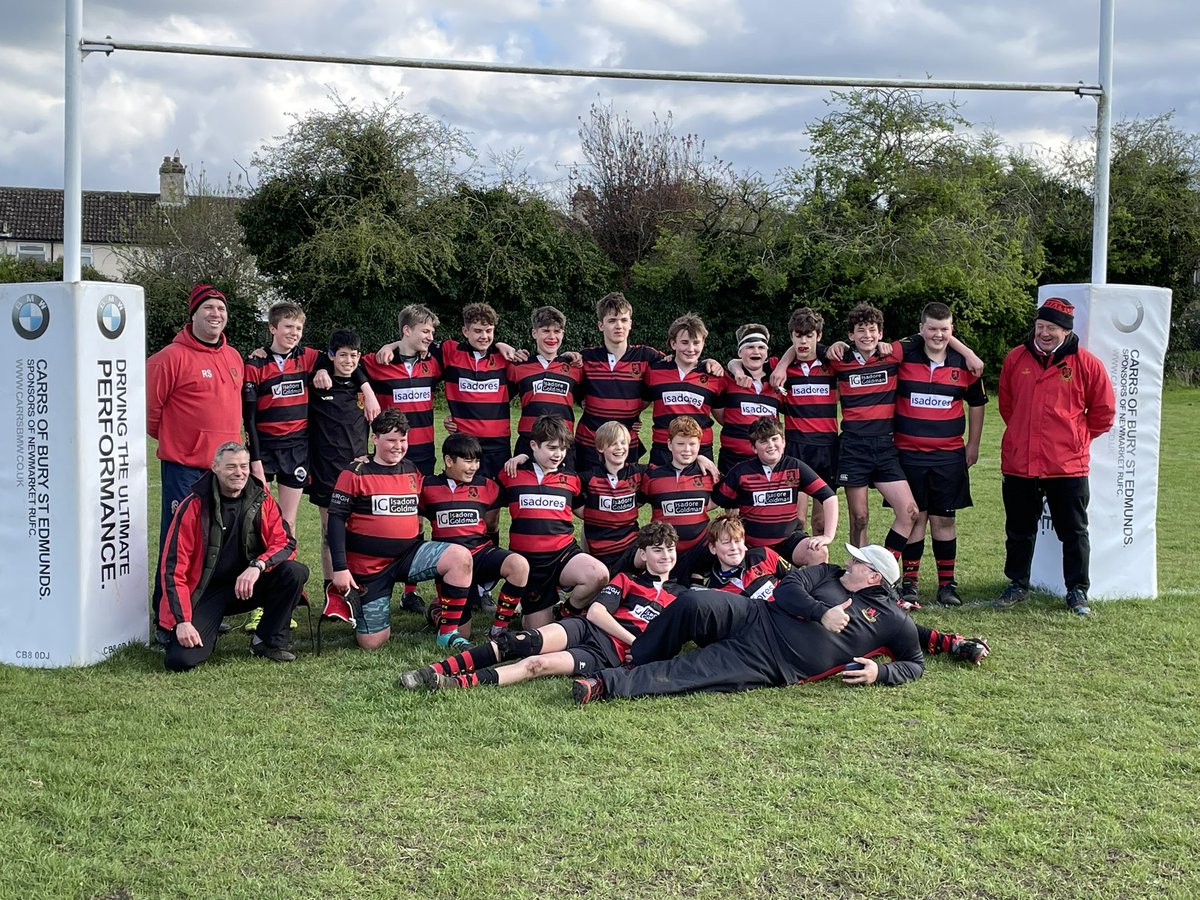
left=498, top=415, right=609, bottom=627
left=326, top=410, right=475, bottom=652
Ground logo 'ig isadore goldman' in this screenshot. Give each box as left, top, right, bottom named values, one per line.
left=12, top=293, right=50, bottom=340
left=97, top=294, right=127, bottom=339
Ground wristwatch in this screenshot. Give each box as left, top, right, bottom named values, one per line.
left=251, top=559, right=266, bottom=572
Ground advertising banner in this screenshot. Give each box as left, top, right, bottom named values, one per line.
left=1030, top=284, right=1171, bottom=600
left=0, top=281, right=148, bottom=666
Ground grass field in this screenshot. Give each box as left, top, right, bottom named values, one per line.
left=2, top=387, right=1199, bottom=899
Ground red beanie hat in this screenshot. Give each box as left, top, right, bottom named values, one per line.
left=188, top=284, right=227, bottom=316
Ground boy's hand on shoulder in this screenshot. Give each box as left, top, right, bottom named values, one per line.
left=248, top=347, right=267, bottom=360
left=312, top=369, right=332, bottom=390
left=702, top=358, right=725, bottom=378
left=826, top=341, right=848, bottom=362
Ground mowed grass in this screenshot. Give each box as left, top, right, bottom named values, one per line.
left=2, top=388, right=1199, bottom=899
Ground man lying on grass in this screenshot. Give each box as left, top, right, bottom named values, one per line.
left=682, top=512, right=990, bottom=670
left=398, top=521, right=685, bottom=691
left=572, top=543, right=985, bottom=704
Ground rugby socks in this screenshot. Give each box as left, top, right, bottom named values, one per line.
left=431, top=641, right=500, bottom=676
left=932, top=538, right=957, bottom=586
left=436, top=580, right=471, bottom=637
left=491, top=582, right=525, bottom=631
left=404, top=582, right=418, bottom=598
left=902, top=540, right=924, bottom=585
left=923, top=628, right=963, bottom=656
left=452, top=668, right=500, bottom=688
left=884, top=528, right=907, bottom=559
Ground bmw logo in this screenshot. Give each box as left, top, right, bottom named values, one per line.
left=12, top=293, right=50, bottom=340
left=98, top=294, right=126, bottom=339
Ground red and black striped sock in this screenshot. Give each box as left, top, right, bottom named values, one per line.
left=884, top=529, right=907, bottom=559
left=902, top=539, right=924, bottom=584
left=932, top=538, right=957, bottom=585
left=431, top=641, right=501, bottom=676
left=436, top=580, right=471, bottom=636
left=491, top=581, right=524, bottom=630
left=405, top=582, right=418, bottom=597
left=454, top=668, right=500, bottom=688
left=924, top=629, right=962, bottom=656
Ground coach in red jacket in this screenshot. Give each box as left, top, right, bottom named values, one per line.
left=158, top=442, right=308, bottom=671
left=147, top=285, right=246, bottom=626
left=993, top=298, right=1115, bottom=615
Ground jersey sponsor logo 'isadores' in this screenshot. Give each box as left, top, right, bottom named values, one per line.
left=791, top=384, right=830, bottom=397
left=271, top=379, right=305, bottom=398
left=392, top=386, right=432, bottom=404
left=909, top=392, right=954, bottom=409
left=848, top=371, right=888, bottom=389
left=739, top=402, right=777, bottom=417
left=531, top=378, right=571, bottom=396
left=749, top=581, right=776, bottom=600
left=459, top=378, right=501, bottom=393
left=598, top=494, right=637, bottom=513
left=518, top=494, right=567, bottom=511
left=371, top=495, right=419, bottom=516
left=436, top=509, right=480, bottom=528
left=661, top=498, right=706, bottom=516
left=660, top=390, right=705, bottom=409
left=751, top=489, right=794, bottom=506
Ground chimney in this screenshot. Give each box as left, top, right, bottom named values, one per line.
left=158, top=153, right=186, bottom=206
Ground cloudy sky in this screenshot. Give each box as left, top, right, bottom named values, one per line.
left=3, top=1, right=1198, bottom=197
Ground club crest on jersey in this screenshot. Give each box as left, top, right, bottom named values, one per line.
left=699, top=374, right=709, bottom=385
left=467, top=486, right=479, bottom=498
left=408, top=474, right=419, bottom=490
left=951, top=370, right=960, bottom=382
left=693, top=476, right=705, bottom=488
left=1060, top=365, right=1073, bottom=381
left=861, top=606, right=879, bottom=623
left=630, top=363, right=642, bottom=376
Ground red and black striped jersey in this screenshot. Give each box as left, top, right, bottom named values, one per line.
left=642, top=360, right=724, bottom=450
left=578, top=464, right=650, bottom=564
left=894, top=345, right=988, bottom=462
left=828, top=341, right=906, bottom=438
left=498, top=463, right=583, bottom=555
left=327, top=460, right=424, bottom=576
left=363, top=351, right=442, bottom=466
left=419, top=472, right=501, bottom=553
left=782, top=355, right=838, bottom=443
left=242, top=345, right=321, bottom=445
left=718, top=365, right=784, bottom=457
left=593, top=571, right=685, bottom=657
left=700, top=546, right=790, bottom=601
left=576, top=344, right=662, bottom=451
left=714, top=456, right=834, bottom=548
left=507, top=355, right=583, bottom=435
left=441, top=340, right=511, bottom=442
left=639, top=463, right=715, bottom=552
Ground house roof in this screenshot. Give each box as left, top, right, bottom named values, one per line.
left=0, top=186, right=161, bottom=245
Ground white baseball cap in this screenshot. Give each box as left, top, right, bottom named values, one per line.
left=845, top=543, right=900, bottom=586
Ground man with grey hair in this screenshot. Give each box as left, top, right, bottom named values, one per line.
left=156, top=442, right=308, bottom=671
left=573, top=544, right=955, bottom=703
